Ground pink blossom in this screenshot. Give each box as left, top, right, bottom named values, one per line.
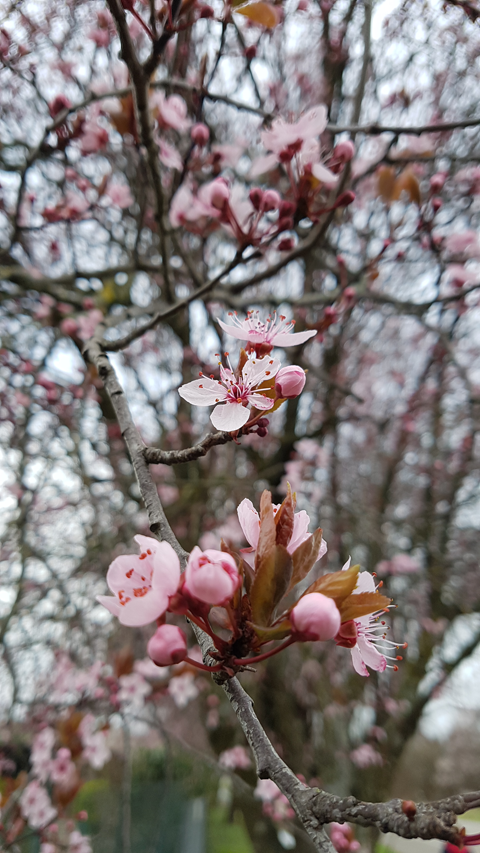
left=168, top=673, right=199, bottom=707
left=336, top=570, right=388, bottom=677
left=445, top=230, right=480, bottom=259
left=88, top=28, right=111, bottom=47
left=20, top=781, right=57, bottom=829
left=254, top=778, right=282, bottom=802
left=78, top=122, right=109, bottom=155
left=376, top=554, right=420, bottom=576
left=159, top=140, right=183, bottom=170
left=105, top=182, right=134, bottom=208
left=218, top=746, right=252, bottom=770
left=178, top=354, right=281, bottom=431
left=350, top=743, right=384, bottom=768
left=191, top=123, right=209, bottom=146
left=97, top=534, right=180, bottom=626
left=330, top=823, right=360, bottom=853
left=147, top=624, right=187, bottom=666
left=49, top=748, right=76, bottom=786
left=291, top=593, right=341, bottom=641
left=31, top=728, right=55, bottom=782
left=211, top=143, right=244, bottom=168
left=68, top=830, right=92, bottom=853
left=79, top=715, right=111, bottom=769
left=75, top=309, right=104, bottom=341
left=169, top=181, right=220, bottom=229
left=117, top=672, right=152, bottom=707
left=446, top=264, right=479, bottom=288
left=237, top=499, right=326, bottom=568
left=151, top=91, right=191, bottom=132
left=275, top=365, right=306, bottom=398
left=218, top=310, right=316, bottom=348
left=184, top=547, right=240, bottom=605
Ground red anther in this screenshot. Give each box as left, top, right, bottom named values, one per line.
left=372, top=572, right=377, bottom=577
left=401, top=801, right=417, bottom=820
left=377, top=580, right=383, bottom=587
left=403, top=642, right=408, bottom=648
left=396, top=655, right=403, bottom=661
left=393, top=665, right=399, bottom=671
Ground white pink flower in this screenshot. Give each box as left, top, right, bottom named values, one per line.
left=350, top=743, right=384, bottom=768
left=79, top=715, right=111, bottom=770
left=147, top=624, right=187, bottom=666
left=151, top=91, right=191, bottom=132
left=117, top=672, right=152, bottom=707
left=178, top=355, right=281, bottom=431
left=49, top=748, right=76, bottom=786
left=168, top=673, right=199, bottom=708
left=237, top=499, right=326, bottom=568
left=184, top=547, right=240, bottom=605
left=218, top=746, right=252, bottom=770
left=218, top=310, right=316, bottom=348
left=291, top=593, right=341, bottom=641
left=97, top=535, right=180, bottom=626
left=31, top=728, right=56, bottom=782
left=68, top=830, right=92, bottom=853
left=20, top=781, right=57, bottom=829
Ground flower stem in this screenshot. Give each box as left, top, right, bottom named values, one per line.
left=232, top=636, right=295, bottom=666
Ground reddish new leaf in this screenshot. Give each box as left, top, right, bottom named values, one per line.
left=288, top=528, right=325, bottom=593
left=339, top=591, right=391, bottom=623
left=235, top=2, right=280, bottom=27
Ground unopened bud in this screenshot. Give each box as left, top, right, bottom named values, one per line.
left=275, top=365, right=306, bottom=398
left=147, top=624, right=187, bottom=667
left=249, top=187, right=264, bottom=210
left=279, top=200, right=296, bottom=217
left=430, top=172, right=447, bottom=193
left=291, top=593, right=341, bottom=641
left=432, top=197, right=442, bottom=212
left=401, top=801, right=417, bottom=820
left=277, top=215, right=294, bottom=232
left=198, top=3, right=214, bottom=15
left=277, top=237, right=295, bottom=251
left=191, top=122, right=209, bottom=146
left=245, top=44, right=257, bottom=60
left=257, top=427, right=268, bottom=437
left=333, top=140, right=355, bottom=162
left=210, top=179, right=230, bottom=210
left=262, top=189, right=281, bottom=211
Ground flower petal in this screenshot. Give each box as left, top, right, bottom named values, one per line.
left=151, top=541, right=181, bottom=597
left=119, top=590, right=169, bottom=627
left=356, top=637, right=387, bottom=673
left=178, top=377, right=227, bottom=406
left=106, top=554, right=149, bottom=594
left=247, top=392, right=274, bottom=410
left=96, top=595, right=122, bottom=618
left=311, top=163, right=338, bottom=186
left=237, top=499, right=260, bottom=550
left=217, top=318, right=250, bottom=341
left=210, top=402, right=251, bottom=431
left=351, top=644, right=369, bottom=676
left=271, top=329, right=317, bottom=346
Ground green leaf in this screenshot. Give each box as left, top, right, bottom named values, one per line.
left=288, top=528, right=324, bottom=593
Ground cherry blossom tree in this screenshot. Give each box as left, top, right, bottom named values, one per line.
left=2, top=0, right=480, bottom=850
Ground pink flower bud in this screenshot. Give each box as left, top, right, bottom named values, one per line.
left=430, top=172, right=447, bottom=192
left=245, top=44, right=257, bottom=59
left=191, top=122, right=209, bottom=146
left=199, top=4, right=214, bottom=17
left=210, top=179, right=230, bottom=210
left=333, top=140, right=355, bottom=162
left=279, top=200, right=296, bottom=217
left=262, top=189, right=281, bottom=212
left=184, top=547, right=240, bottom=605
left=432, top=197, right=442, bottom=212
left=249, top=187, right=264, bottom=210
left=60, top=318, right=79, bottom=337
left=275, top=365, right=306, bottom=399
left=291, top=593, right=341, bottom=641
left=147, top=624, right=187, bottom=666
left=277, top=237, right=295, bottom=252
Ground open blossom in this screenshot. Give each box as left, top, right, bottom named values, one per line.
left=20, top=781, right=57, bottom=829
left=218, top=310, right=316, bottom=349
left=49, top=748, right=76, bottom=786
left=117, top=672, right=152, bottom=707
left=330, top=823, right=361, bottom=853
left=151, top=91, right=191, bottom=132
left=31, top=728, right=55, bottom=782
left=97, top=534, right=180, bottom=626
left=336, top=568, right=402, bottom=677
left=237, top=499, right=327, bottom=568
left=178, top=355, right=281, bottom=431
left=79, top=715, right=111, bottom=769
left=251, top=105, right=337, bottom=186
left=291, top=593, right=341, bottom=641
left=168, top=673, right=199, bottom=708
left=350, top=743, right=384, bottom=768
left=184, top=547, right=240, bottom=605
left=68, top=830, right=92, bottom=853
left=219, top=746, right=252, bottom=770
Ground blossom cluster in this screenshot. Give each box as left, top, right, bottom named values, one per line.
left=178, top=310, right=315, bottom=431
left=98, top=487, right=404, bottom=679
